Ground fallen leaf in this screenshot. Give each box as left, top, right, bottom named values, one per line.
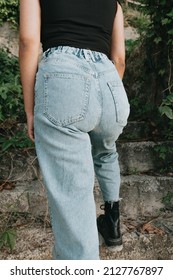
left=140, top=222, right=165, bottom=236
left=0, top=181, right=16, bottom=191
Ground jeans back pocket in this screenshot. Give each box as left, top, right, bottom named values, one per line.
left=43, top=72, right=91, bottom=127
left=107, top=80, right=130, bottom=126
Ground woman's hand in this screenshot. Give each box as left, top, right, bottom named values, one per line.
left=26, top=113, right=35, bottom=142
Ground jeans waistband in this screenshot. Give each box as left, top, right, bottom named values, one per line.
left=43, top=46, right=108, bottom=62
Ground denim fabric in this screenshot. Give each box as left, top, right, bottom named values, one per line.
left=34, top=46, right=130, bottom=260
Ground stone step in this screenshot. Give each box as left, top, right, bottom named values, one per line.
left=1, top=175, right=173, bottom=220
left=117, top=141, right=173, bottom=174
left=95, top=175, right=173, bottom=219
left=1, top=140, right=173, bottom=183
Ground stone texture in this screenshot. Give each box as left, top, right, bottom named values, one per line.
left=0, top=181, right=47, bottom=215
left=117, top=141, right=173, bottom=174
left=1, top=174, right=173, bottom=219
left=95, top=175, right=173, bottom=219
left=0, top=23, right=19, bottom=56
left=0, top=149, right=40, bottom=181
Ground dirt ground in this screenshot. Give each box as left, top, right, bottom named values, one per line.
left=0, top=210, right=172, bottom=260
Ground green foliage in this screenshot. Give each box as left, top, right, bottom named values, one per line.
left=162, top=192, right=173, bottom=211
left=140, top=0, right=173, bottom=119
left=0, top=0, right=19, bottom=28
left=129, top=14, right=149, bottom=34
left=125, top=39, right=139, bottom=56
left=0, top=131, right=33, bottom=152
left=124, top=7, right=150, bottom=35
left=124, top=1, right=173, bottom=140
left=0, top=49, right=33, bottom=151
left=159, top=93, right=173, bottom=120
left=154, top=145, right=171, bottom=161
left=162, top=192, right=173, bottom=205
left=153, top=144, right=173, bottom=173
left=0, top=48, right=24, bottom=122
left=129, top=96, right=155, bottom=121
left=0, top=211, right=17, bottom=253
left=0, top=229, right=16, bottom=252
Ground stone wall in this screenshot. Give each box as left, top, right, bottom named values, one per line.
left=0, top=23, right=19, bottom=56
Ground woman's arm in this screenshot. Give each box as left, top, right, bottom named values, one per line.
left=110, top=3, right=126, bottom=79
left=19, top=0, right=41, bottom=141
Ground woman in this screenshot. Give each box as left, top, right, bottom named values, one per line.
left=19, top=0, right=130, bottom=260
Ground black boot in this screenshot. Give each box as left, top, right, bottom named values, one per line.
left=97, top=201, right=123, bottom=251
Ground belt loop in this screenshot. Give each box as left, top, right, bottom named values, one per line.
left=89, top=50, right=96, bottom=62
left=75, top=48, right=81, bottom=57
left=44, top=48, right=51, bottom=58
left=64, top=46, right=70, bottom=53
left=83, top=49, right=90, bottom=62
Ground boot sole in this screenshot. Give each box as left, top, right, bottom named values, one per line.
left=99, top=233, right=123, bottom=252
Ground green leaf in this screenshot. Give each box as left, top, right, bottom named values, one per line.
left=167, top=94, right=173, bottom=103
left=0, top=89, right=7, bottom=100
left=2, top=140, right=13, bottom=151
left=167, top=10, right=173, bottom=18
left=168, top=29, right=173, bottom=35
left=159, top=106, right=173, bottom=119
left=0, top=229, right=16, bottom=252
left=6, top=229, right=16, bottom=251
left=158, top=69, right=165, bottom=76
left=154, top=37, right=162, bottom=44
left=162, top=18, right=171, bottom=25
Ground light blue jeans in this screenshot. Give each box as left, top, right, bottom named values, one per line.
left=34, top=46, right=130, bottom=260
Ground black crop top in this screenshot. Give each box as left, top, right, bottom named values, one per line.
left=40, top=0, right=119, bottom=57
